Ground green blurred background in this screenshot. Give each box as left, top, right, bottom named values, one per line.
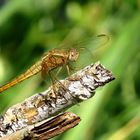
left=0, top=0, right=140, bottom=140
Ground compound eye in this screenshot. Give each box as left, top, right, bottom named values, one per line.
left=71, top=52, right=74, bottom=57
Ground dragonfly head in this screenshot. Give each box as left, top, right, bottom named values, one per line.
left=68, top=48, right=79, bottom=62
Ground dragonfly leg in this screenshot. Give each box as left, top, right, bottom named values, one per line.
left=56, top=67, right=63, bottom=77
left=48, top=70, right=78, bottom=103
left=48, top=71, right=58, bottom=100
left=48, top=70, right=70, bottom=103
left=56, top=63, right=74, bottom=76
left=66, top=65, right=70, bottom=76
left=52, top=71, right=79, bottom=105
left=66, top=63, right=75, bottom=76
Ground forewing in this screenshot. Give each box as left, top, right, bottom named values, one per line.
left=58, top=28, right=109, bottom=52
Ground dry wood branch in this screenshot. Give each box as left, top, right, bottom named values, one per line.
left=0, top=112, right=80, bottom=140
left=0, top=62, right=115, bottom=139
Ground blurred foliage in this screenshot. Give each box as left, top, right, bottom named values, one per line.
left=0, top=0, right=140, bottom=140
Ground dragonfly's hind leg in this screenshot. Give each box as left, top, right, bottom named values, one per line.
left=48, top=70, right=77, bottom=104
left=48, top=71, right=57, bottom=99
left=48, top=70, right=69, bottom=103
left=53, top=69, right=79, bottom=105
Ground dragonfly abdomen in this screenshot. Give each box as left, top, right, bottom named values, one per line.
left=0, top=62, right=42, bottom=93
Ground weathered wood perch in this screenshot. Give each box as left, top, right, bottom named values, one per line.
left=0, top=112, right=81, bottom=140
left=0, top=61, right=115, bottom=139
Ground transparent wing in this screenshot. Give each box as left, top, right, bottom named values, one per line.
left=71, top=34, right=109, bottom=51
left=58, top=28, right=109, bottom=52
left=58, top=28, right=110, bottom=71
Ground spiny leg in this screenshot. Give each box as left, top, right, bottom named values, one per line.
left=66, top=65, right=70, bottom=76
left=56, top=67, right=63, bottom=77
left=48, top=70, right=70, bottom=103
left=66, top=63, right=76, bottom=75
left=48, top=71, right=58, bottom=100
left=49, top=68, right=79, bottom=104
left=55, top=66, right=79, bottom=104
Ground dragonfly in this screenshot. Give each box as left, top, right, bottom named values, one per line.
left=0, top=34, right=109, bottom=93
left=0, top=48, right=79, bottom=93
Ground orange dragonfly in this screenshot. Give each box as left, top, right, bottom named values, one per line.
left=0, top=48, right=79, bottom=93
left=0, top=34, right=109, bottom=93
